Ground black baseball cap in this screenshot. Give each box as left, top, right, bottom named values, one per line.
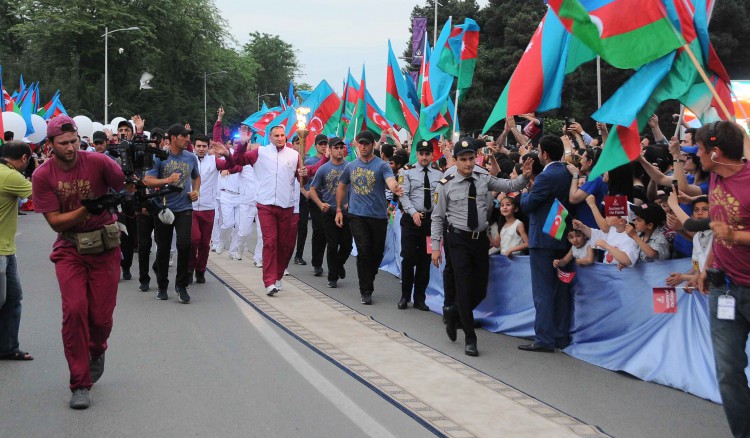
left=314, top=134, right=328, bottom=144
left=92, top=131, right=107, bottom=143
left=328, top=137, right=345, bottom=147
left=117, top=120, right=134, bottom=131
left=166, top=123, right=193, bottom=138
left=355, top=130, right=376, bottom=144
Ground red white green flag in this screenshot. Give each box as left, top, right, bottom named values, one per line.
left=547, top=0, right=684, bottom=69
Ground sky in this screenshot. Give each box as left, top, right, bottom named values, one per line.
left=213, top=0, right=488, bottom=110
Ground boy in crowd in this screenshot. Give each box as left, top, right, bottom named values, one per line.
left=573, top=195, right=639, bottom=268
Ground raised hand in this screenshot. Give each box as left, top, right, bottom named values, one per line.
left=132, top=115, right=145, bottom=132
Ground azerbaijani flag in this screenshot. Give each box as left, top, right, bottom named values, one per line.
left=437, top=18, right=481, bottom=92
left=543, top=199, right=569, bottom=241
left=364, top=89, right=395, bottom=138
left=483, top=10, right=595, bottom=133
left=417, top=18, right=454, bottom=140
left=345, top=66, right=367, bottom=142
left=334, top=69, right=360, bottom=138
left=589, top=0, right=729, bottom=178
left=249, top=106, right=283, bottom=136
left=385, top=40, right=419, bottom=135
left=298, top=80, right=342, bottom=154
left=286, top=81, right=295, bottom=107
left=547, top=0, right=684, bottom=69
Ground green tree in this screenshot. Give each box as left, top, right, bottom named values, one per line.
left=244, top=32, right=299, bottom=103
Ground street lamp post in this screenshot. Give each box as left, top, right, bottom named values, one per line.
left=103, top=26, right=140, bottom=124
left=257, top=93, right=274, bottom=112
left=203, top=71, right=227, bottom=134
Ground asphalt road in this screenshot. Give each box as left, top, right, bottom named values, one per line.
left=0, top=213, right=731, bottom=438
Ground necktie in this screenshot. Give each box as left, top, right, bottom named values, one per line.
left=423, top=167, right=431, bottom=211
left=467, top=177, right=478, bottom=230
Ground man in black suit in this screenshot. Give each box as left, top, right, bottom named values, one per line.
left=519, top=135, right=572, bottom=352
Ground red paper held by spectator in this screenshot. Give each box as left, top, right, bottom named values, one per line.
left=653, top=287, right=678, bottom=314
left=605, top=195, right=628, bottom=217
left=557, top=268, right=576, bottom=284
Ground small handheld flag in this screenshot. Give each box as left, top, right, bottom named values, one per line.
left=543, top=198, right=568, bottom=240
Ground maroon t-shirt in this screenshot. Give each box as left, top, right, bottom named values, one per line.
left=32, top=151, right=125, bottom=249
left=709, top=161, right=750, bottom=286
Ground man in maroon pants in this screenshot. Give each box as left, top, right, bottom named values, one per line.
left=189, top=135, right=219, bottom=283
left=32, top=115, right=125, bottom=410
left=214, top=125, right=327, bottom=295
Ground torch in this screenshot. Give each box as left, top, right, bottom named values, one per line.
left=296, top=107, right=310, bottom=183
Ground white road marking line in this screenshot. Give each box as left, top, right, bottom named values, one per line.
left=227, top=289, right=399, bottom=438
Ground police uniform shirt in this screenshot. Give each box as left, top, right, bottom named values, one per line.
left=399, top=163, right=443, bottom=216
left=431, top=169, right=528, bottom=251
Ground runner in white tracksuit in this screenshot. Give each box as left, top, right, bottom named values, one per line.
left=236, top=164, right=263, bottom=265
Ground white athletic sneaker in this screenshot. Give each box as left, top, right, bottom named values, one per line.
left=235, top=250, right=243, bottom=260
left=253, top=260, right=263, bottom=268
left=266, top=285, right=278, bottom=296
left=229, top=252, right=238, bottom=260
left=283, top=269, right=290, bottom=277
left=215, top=243, right=225, bottom=255
left=274, top=280, right=283, bottom=291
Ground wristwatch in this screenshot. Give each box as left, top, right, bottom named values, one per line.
left=573, top=174, right=580, bottom=179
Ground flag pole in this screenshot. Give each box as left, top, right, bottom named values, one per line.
left=674, top=105, right=684, bottom=138
left=596, top=56, right=602, bottom=109
left=453, top=88, right=460, bottom=140
left=680, top=43, right=732, bottom=120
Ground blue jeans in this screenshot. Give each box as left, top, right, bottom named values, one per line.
left=0, top=254, right=24, bottom=355
left=709, top=283, right=750, bottom=438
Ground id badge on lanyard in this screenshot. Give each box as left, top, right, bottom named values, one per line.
left=717, top=278, right=735, bottom=321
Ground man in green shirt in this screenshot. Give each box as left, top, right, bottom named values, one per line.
left=0, top=140, right=33, bottom=361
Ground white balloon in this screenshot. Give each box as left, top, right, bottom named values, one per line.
left=92, top=122, right=104, bottom=133
left=27, top=114, right=48, bottom=143
left=110, top=116, right=126, bottom=127
left=73, top=115, right=94, bottom=139
left=1, top=112, right=28, bottom=141
left=103, top=124, right=114, bottom=134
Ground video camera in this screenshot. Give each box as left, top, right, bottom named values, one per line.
left=98, top=132, right=182, bottom=214
left=106, top=133, right=167, bottom=176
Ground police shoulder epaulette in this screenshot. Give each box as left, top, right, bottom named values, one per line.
left=402, top=164, right=412, bottom=171
left=439, top=174, right=455, bottom=184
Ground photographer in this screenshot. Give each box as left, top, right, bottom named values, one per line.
left=143, top=124, right=200, bottom=304
left=32, top=115, right=126, bottom=409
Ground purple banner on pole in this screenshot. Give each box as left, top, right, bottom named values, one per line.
left=409, top=71, right=419, bottom=87
left=412, top=17, right=427, bottom=66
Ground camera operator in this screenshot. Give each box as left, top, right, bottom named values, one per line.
left=32, top=115, right=126, bottom=409
left=137, top=127, right=166, bottom=292
left=143, top=124, right=200, bottom=304
left=117, top=116, right=144, bottom=281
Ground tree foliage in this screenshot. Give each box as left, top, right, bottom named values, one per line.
left=0, top=0, right=299, bottom=131
left=404, top=0, right=750, bottom=136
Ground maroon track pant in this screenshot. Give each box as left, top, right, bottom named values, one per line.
left=50, top=245, right=120, bottom=391
left=257, top=204, right=297, bottom=287
left=189, top=210, right=215, bottom=274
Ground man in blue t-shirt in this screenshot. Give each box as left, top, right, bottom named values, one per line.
left=310, top=137, right=351, bottom=288
left=144, top=124, right=200, bottom=303
left=294, top=134, right=329, bottom=275
left=335, top=130, right=402, bottom=304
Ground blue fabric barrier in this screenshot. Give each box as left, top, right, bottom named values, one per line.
left=379, top=219, right=750, bottom=403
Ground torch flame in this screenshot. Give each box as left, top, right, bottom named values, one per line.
left=296, top=107, right=310, bottom=130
